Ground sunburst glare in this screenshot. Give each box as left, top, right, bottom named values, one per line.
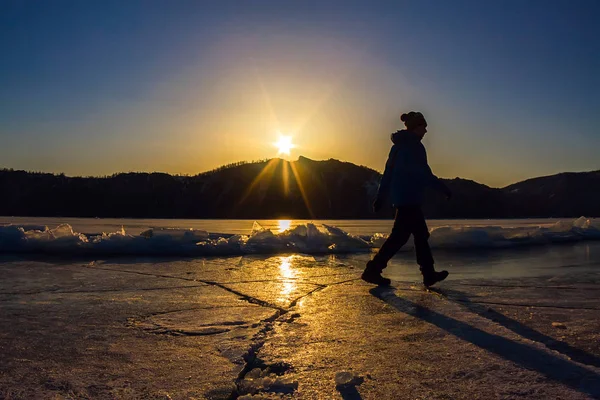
left=274, top=135, right=295, bottom=155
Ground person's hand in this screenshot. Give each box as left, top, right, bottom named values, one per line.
left=373, top=198, right=383, bottom=212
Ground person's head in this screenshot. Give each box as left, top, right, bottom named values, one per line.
left=401, top=111, right=428, bottom=139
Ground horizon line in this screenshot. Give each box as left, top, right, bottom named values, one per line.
left=1, top=157, right=599, bottom=189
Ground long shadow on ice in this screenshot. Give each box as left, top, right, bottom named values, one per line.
left=370, top=287, right=600, bottom=398
left=431, top=287, right=600, bottom=370
left=336, top=385, right=363, bottom=400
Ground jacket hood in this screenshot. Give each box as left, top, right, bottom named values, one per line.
left=391, top=129, right=419, bottom=145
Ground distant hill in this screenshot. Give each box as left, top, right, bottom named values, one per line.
left=0, top=158, right=598, bottom=218
left=503, top=171, right=600, bottom=217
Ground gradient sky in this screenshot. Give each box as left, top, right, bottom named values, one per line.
left=1, top=0, right=598, bottom=187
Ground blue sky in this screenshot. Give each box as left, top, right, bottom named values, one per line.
left=1, top=0, right=598, bottom=187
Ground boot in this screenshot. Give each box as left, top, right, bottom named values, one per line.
left=361, top=260, right=391, bottom=286
left=420, top=265, right=448, bottom=287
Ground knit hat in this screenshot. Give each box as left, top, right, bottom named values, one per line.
left=401, top=111, right=427, bottom=130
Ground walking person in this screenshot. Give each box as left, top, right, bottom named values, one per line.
left=362, top=111, right=452, bottom=286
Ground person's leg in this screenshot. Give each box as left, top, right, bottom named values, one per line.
left=411, top=207, right=448, bottom=287
left=362, top=207, right=412, bottom=285
left=411, top=207, right=434, bottom=268
left=371, top=207, right=412, bottom=270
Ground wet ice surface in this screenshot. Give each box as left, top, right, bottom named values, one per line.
left=0, top=243, right=599, bottom=399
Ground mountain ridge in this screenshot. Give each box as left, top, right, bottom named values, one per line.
left=1, top=157, right=598, bottom=218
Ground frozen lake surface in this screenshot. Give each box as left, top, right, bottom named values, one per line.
left=0, top=239, right=599, bottom=398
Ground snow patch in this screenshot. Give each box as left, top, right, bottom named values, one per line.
left=0, top=217, right=599, bottom=256
left=335, top=371, right=363, bottom=387
left=238, top=367, right=298, bottom=396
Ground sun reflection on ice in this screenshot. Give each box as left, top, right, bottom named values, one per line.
left=277, top=255, right=297, bottom=303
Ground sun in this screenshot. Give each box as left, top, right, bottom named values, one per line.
left=274, top=135, right=295, bottom=155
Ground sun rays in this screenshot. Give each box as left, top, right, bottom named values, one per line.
left=238, top=158, right=280, bottom=206
left=233, top=64, right=336, bottom=218
left=237, top=158, right=314, bottom=218
left=288, top=161, right=314, bottom=218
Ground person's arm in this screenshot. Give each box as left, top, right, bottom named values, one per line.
left=418, top=144, right=452, bottom=198
left=374, top=145, right=397, bottom=210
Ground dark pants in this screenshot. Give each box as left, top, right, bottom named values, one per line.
left=372, top=205, right=434, bottom=271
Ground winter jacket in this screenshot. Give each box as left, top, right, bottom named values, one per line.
left=376, top=130, right=450, bottom=206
